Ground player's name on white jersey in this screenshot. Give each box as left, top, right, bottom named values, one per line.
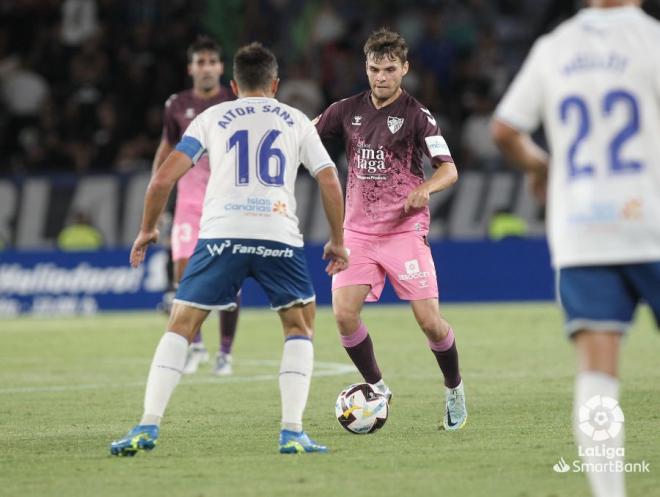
left=217, top=104, right=295, bottom=129
left=561, top=51, right=629, bottom=76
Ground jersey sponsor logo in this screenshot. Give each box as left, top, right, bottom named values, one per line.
left=387, top=116, right=404, bottom=134
left=355, top=144, right=387, bottom=180
left=352, top=115, right=363, bottom=126
left=405, top=259, right=420, bottom=274
left=272, top=200, right=288, bottom=215
left=621, top=199, right=643, bottom=220
left=398, top=259, right=433, bottom=282
left=569, top=198, right=645, bottom=226
left=224, top=197, right=274, bottom=216
left=425, top=135, right=451, bottom=157
left=206, top=240, right=232, bottom=256
left=231, top=243, right=294, bottom=258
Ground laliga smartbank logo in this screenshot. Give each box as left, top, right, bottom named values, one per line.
left=552, top=395, right=650, bottom=474
left=578, top=394, right=624, bottom=441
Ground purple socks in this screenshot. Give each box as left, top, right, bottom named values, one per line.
left=340, top=322, right=382, bottom=384
left=428, top=327, right=462, bottom=388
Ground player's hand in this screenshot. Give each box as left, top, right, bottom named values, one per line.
left=130, top=228, right=160, bottom=268
left=528, top=169, right=547, bottom=205
left=322, top=241, right=349, bottom=275
left=404, top=185, right=430, bottom=213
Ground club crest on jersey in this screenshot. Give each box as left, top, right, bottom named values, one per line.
left=387, top=116, right=404, bottom=134
left=185, top=108, right=195, bottom=118
left=352, top=115, right=363, bottom=126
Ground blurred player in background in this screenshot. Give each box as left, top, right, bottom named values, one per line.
left=315, top=28, right=467, bottom=431
left=153, top=36, right=237, bottom=375
left=492, top=1, right=660, bottom=496
left=111, top=42, right=348, bottom=456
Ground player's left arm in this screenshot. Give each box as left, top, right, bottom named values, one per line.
left=130, top=150, right=192, bottom=267
left=404, top=161, right=458, bottom=213
left=405, top=108, right=459, bottom=213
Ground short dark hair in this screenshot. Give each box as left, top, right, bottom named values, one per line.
left=187, top=35, right=222, bottom=62
left=363, top=28, right=408, bottom=64
left=233, top=42, right=278, bottom=91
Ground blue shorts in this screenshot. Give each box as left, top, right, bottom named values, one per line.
left=174, top=238, right=315, bottom=311
left=558, top=262, right=660, bottom=336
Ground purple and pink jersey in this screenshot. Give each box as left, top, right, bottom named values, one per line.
left=315, top=90, right=453, bottom=237
left=162, top=87, right=233, bottom=259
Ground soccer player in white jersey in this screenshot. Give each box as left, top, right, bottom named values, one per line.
left=492, top=1, right=660, bottom=496
left=110, top=42, right=348, bottom=456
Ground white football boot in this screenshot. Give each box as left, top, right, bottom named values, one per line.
left=443, top=381, right=467, bottom=431
left=212, top=352, right=233, bottom=376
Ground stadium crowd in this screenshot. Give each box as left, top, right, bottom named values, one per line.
left=2, top=0, right=657, bottom=175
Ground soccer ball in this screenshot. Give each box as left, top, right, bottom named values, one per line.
left=335, top=383, right=389, bottom=434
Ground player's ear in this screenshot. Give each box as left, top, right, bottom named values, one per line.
left=187, top=62, right=193, bottom=77
left=401, top=61, right=409, bottom=77
left=230, top=80, right=239, bottom=98
left=271, top=78, right=280, bottom=96
left=219, top=61, right=224, bottom=76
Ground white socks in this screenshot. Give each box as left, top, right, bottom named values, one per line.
left=279, top=337, right=314, bottom=433
left=140, top=331, right=189, bottom=426
left=574, top=371, right=625, bottom=497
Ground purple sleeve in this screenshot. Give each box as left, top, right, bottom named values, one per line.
left=314, top=101, right=344, bottom=139
left=415, top=107, right=454, bottom=166
left=162, top=95, right=180, bottom=145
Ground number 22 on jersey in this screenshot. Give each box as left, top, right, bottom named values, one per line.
left=559, top=89, right=643, bottom=180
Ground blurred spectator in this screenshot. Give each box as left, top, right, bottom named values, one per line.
left=61, top=0, right=99, bottom=46
left=460, top=80, right=501, bottom=169
left=278, top=61, right=324, bottom=118
left=57, top=211, right=104, bottom=251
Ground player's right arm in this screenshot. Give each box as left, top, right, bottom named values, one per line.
left=300, top=116, right=348, bottom=275
left=316, top=167, right=348, bottom=275
left=131, top=150, right=193, bottom=268
left=491, top=39, right=550, bottom=202
left=151, top=138, right=174, bottom=175
left=131, top=111, right=206, bottom=268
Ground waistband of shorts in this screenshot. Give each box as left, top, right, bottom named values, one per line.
left=344, top=228, right=425, bottom=240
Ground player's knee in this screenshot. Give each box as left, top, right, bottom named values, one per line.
left=284, top=322, right=313, bottom=338
left=418, top=315, right=447, bottom=340
left=333, top=307, right=360, bottom=335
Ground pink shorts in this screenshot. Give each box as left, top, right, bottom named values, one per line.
left=332, top=231, right=439, bottom=302
left=171, top=205, right=201, bottom=261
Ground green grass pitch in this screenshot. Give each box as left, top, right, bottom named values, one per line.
left=0, top=303, right=658, bottom=497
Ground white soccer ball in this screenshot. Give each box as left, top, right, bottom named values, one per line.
left=335, top=383, right=389, bottom=434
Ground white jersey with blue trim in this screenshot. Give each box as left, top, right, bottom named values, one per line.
left=496, top=6, right=660, bottom=268
left=176, top=96, right=335, bottom=247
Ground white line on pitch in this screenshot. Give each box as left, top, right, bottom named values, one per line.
left=0, top=360, right=357, bottom=395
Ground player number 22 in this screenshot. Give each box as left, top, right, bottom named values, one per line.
left=228, top=129, right=286, bottom=187
left=559, top=89, right=643, bottom=179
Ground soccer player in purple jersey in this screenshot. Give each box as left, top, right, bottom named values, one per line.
left=153, top=36, right=238, bottom=376
left=315, top=28, right=467, bottom=430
